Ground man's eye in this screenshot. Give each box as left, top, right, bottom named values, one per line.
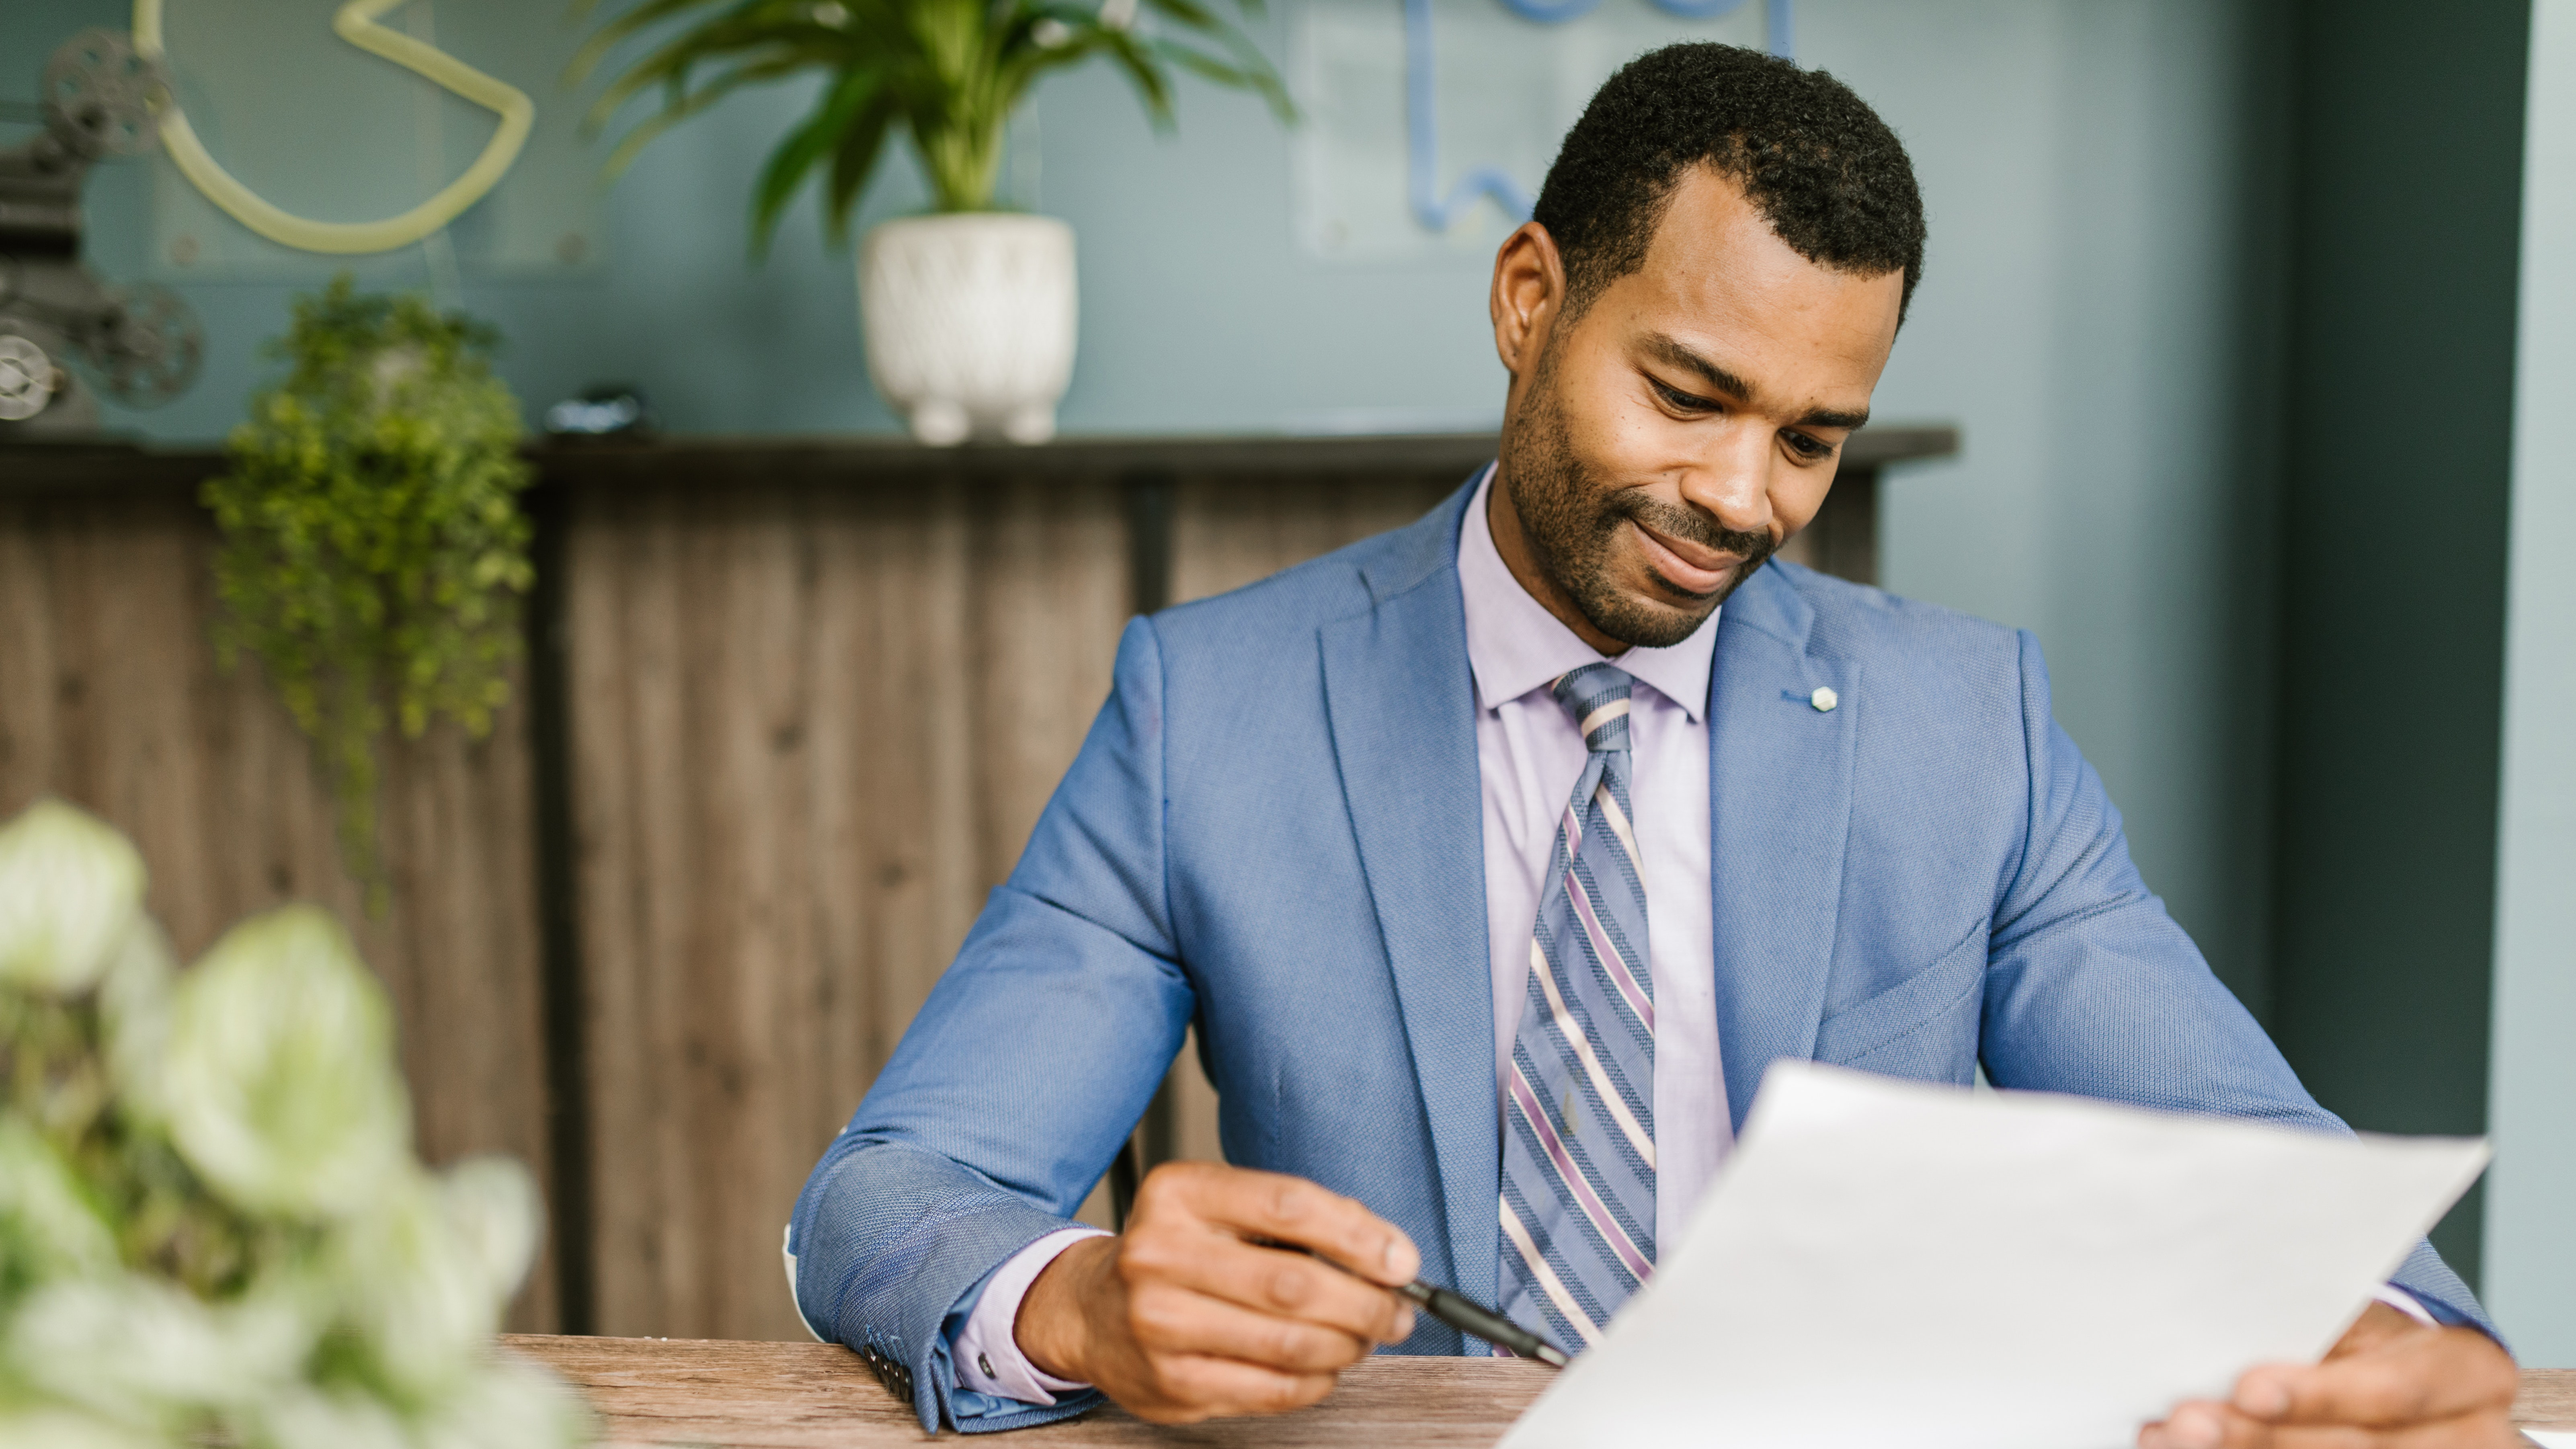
left=1783, top=431, right=1832, bottom=460
left=1652, top=379, right=1718, bottom=413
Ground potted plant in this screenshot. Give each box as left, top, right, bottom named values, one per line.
left=572, top=0, right=1290, bottom=445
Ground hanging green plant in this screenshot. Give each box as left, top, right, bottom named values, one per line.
left=202, top=277, right=535, bottom=908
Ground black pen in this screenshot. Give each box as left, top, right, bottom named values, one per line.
left=1387, top=1277, right=1571, bottom=1367
left=1253, top=1239, right=1571, bottom=1367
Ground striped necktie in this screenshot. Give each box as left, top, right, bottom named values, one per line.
left=1497, top=663, right=1656, bottom=1356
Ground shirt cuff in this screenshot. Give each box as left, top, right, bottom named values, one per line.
left=950, top=1226, right=1112, bottom=1406
left=2374, top=1285, right=2441, bottom=1328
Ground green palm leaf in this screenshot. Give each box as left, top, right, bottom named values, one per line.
left=750, top=64, right=888, bottom=253
left=569, top=0, right=1290, bottom=238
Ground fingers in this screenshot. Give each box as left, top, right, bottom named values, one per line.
left=2323, top=1303, right=2428, bottom=1360
left=2230, top=1328, right=2521, bottom=1429
left=2141, top=1324, right=2523, bottom=1449
left=1083, top=1165, right=1422, bottom=1424
left=2140, top=1401, right=2521, bottom=1449
left=1126, top=1278, right=1381, bottom=1373
left=1122, top=1215, right=1413, bottom=1346
left=1146, top=1162, right=1421, bottom=1286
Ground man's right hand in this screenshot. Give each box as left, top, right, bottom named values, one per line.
left=1014, top=1162, right=1423, bottom=1424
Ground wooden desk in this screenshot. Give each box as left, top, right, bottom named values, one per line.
left=506, top=1335, right=2576, bottom=1448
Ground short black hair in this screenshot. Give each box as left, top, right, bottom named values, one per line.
left=1533, top=43, right=1926, bottom=322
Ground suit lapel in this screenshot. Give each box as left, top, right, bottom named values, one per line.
left=1318, top=486, right=1496, bottom=1304
left=1708, top=566, right=1857, bottom=1132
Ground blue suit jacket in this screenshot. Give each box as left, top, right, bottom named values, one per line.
left=790, top=481, right=2485, bottom=1433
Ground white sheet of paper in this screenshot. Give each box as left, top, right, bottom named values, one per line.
left=1499, top=1061, right=2488, bottom=1449
left=2523, top=1432, right=2576, bottom=1449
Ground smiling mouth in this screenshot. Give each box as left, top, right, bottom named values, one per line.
left=1628, top=518, right=1742, bottom=598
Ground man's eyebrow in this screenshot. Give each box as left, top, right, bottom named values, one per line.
left=1641, top=333, right=1872, bottom=432
left=1642, top=334, right=1754, bottom=400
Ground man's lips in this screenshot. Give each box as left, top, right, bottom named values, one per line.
left=1628, top=518, right=1741, bottom=596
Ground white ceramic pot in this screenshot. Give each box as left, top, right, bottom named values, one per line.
left=858, top=213, right=1077, bottom=446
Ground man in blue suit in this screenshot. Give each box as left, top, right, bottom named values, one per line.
left=791, top=43, right=2519, bottom=1446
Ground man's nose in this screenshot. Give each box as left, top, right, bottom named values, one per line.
left=1674, top=423, right=1777, bottom=540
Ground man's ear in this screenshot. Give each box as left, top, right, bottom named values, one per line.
left=1490, top=222, right=1567, bottom=382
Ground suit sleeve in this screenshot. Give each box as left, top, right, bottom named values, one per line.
left=787, top=616, right=1199, bottom=1431
left=1976, top=629, right=2493, bottom=1340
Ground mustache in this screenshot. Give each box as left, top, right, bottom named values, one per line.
left=1608, top=493, right=1775, bottom=572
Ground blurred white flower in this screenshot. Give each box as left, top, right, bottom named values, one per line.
left=0, top=829, right=584, bottom=1447
left=1032, top=17, right=1072, bottom=46
left=254, top=1385, right=412, bottom=1449
left=0, top=801, right=146, bottom=996
left=96, top=920, right=176, bottom=1118
left=0, top=1117, right=119, bottom=1293
left=7, top=1276, right=308, bottom=1428
left=160, top=906, right=410, bottom=1219
left=0, top=1406, right=172, bottom=1449
left=329, top=1170, right=501, bottom=1401
left=438, top=1156, right=543, bottom=1302
left=414, top=1355, right=593, bottom=1449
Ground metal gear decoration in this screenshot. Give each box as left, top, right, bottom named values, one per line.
left=2, top=31, right=199, bottom=432
left=0, top=333, right=59, bottom=422
left=82, top=283, right=202, bottom=408
left=41, top=28, right=168, bottom=161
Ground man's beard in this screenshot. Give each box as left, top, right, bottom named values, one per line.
left=1499, top=353, right=1777, bottom=650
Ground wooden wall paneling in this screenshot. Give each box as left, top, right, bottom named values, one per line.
left=365, top=711, right=559, bottom=1333
left=1772, top=467, right=1879, bottom=585
left=568, top=481, right=721, bottom=1339
left=833, top=478, right=984, bottom=1097
left=566, top=467, right=1128, bottom=1341
left=561, top=486, right=644, bottom=1332
left=1169, top=469, right=1468, bottom=607
left=967, top=475, right=1128, bottom=888
left=0, top=499, right=67, bottom=831
left=0, top=489, right=559, bottom=1331
left=690, top=484, right=830, bottom=1342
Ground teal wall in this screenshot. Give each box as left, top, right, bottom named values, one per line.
left=2271, top=0, right=2530, bottom=1286
left=1829, top=0, right=2293, bottom=1022
left=7, top=0, right=2301, bottom=1023
left=2485, top=0, right=2576, bottom=1368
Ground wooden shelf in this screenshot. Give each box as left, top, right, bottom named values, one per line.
left=0, top=425, right=1959, bottom=496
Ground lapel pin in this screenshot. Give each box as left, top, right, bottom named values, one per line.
left=1810, top=686, right=1839, bottom=712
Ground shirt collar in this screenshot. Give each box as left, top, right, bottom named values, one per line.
left=1456, top=463, right=1717, bottom=723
